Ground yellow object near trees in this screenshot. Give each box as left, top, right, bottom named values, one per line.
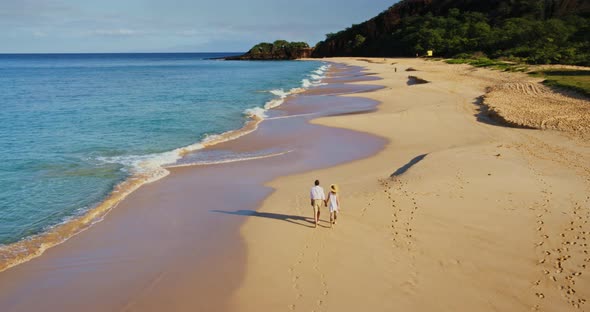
left=427, top=50, right=433, bottom=57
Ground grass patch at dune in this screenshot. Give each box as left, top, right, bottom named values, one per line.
left=530, top=70, right=590, bottom=97
left=445, top=57, right=529, bottom=72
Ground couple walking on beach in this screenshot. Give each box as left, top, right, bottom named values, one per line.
left=310, top=180, right=340, bottom=228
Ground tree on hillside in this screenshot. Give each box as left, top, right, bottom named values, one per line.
left=353, top=34, right=366, bottom=48
left=312, top=0, right=590, bottom=65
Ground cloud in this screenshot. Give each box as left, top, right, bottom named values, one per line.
left=32, top=31, right=47, bottom=37
left=89, top=29, right=145, bottom=37
left=0, top=0, right=80, bottom=26
left=0, top=0, right=394, bottom=52
left=176, top=29, right=201, bottom=37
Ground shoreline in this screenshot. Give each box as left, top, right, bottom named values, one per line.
left=0, top=62, right=388, bottom=311
left=0, top=62, right=329, bottom=273
left=229, top=58, right=590, bottom=311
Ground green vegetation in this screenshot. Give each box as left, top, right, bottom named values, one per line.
left=530, top=70, right=590, bottom=97
left=250, top=40, right=310, bottom=57
left=445, top=57, right=529, bottom=72
left=325, top=33, right=337, bottom=40
left=445, top=58, right=590, bottom=97
left=353, top=35, right=366, bottom=49
left=312, top=0, right=590, bottom=66
left=230, top=40, right=311, bottom=60
left=390, top=9, right=588, bottom=65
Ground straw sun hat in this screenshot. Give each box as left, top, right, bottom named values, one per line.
left=330, top=184, right=339, bottom=193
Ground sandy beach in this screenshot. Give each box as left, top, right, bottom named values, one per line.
left=230, top=58, right=590, bottom=312
left=0, top=57, right=589, bottom=312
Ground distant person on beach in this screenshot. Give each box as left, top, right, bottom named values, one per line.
left=310, top=180, right=326, bottom=228
left=326, top=184, right=340, bottom=228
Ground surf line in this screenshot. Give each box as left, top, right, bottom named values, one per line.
left=164, top=150, right=294, bottom=169
left=265, top=113, right=319, bottom=120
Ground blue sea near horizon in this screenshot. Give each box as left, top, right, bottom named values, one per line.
left=0, top=53, right=324, bottom=246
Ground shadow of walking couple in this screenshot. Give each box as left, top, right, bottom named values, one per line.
left=211, top=209, right=326, bottom=228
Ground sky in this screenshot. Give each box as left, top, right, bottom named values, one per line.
left=0, top=0, right=397, bottom=53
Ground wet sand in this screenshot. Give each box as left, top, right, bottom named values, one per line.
left=0, top=64, right=386, bottom=311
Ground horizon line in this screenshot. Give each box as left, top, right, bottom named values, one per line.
left=0, top=52, right=246, bottom=55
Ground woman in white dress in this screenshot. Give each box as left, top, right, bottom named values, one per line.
left=326, top=184, right=340, bottom=227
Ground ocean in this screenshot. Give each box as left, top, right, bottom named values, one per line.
left=0, top=53, right=326, bottom=262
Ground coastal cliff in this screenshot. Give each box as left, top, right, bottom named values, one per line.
left=312, top=0, right=590, bottom=65
left=226, top=40, right=313, bottom=60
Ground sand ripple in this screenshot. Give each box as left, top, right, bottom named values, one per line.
left=484, top=81, right=590, bottom=137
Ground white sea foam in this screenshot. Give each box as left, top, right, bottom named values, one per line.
left=97, top=140, right=207, bottom=181
left=263, top=87, right=304, bottom=110
left=245, top=63, right=329, bottom=119
left=269, top=89, right=290, bottom=98
left=264, top=98, right=285, bottom=110
left=166, top=150, right=294, bottom=168
left=265, top=112, right=318, bottom=120
left=243, top=107, right=268, bottom=119
left=101, top=62, right=332, bottom=181
left=301, top=79, right=313, bottom=88
left=313, top=65, right=329, bottom=75
left=303, top=63, right=331, bottom=88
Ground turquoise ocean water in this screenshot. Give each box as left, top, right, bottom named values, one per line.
left=0, top=53, right=325, bottom=248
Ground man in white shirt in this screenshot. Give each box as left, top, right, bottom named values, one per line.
left=310, top=179, right=326, bottom=228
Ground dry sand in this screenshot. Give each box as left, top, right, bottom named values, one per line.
left=229, top=58, right=590, bottom=311
left=485, top=81, right=590, bottom=137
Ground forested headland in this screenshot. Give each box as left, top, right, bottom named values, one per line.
left=312, top=0, right=590, bottom=65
